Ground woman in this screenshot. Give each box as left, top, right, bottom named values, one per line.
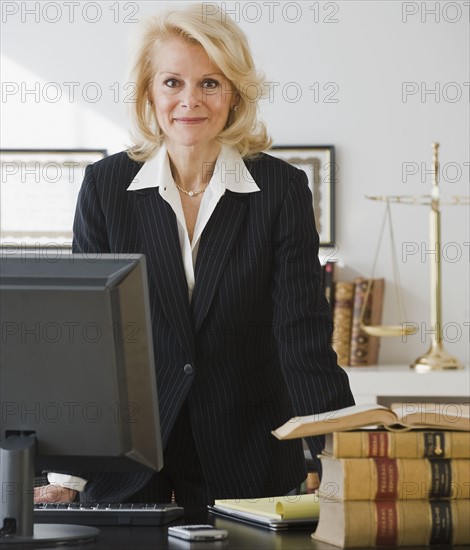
left=36, top=3, right=354, bottom=508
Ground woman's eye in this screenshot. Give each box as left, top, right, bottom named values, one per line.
left=202, top=79, right=219, bottom=91
left=163, top=78, right=180, bottom=88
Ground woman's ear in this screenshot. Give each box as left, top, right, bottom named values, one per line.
left=231, top=93, right=241, bottom=111
left=147, top=84, right=154, bottom=106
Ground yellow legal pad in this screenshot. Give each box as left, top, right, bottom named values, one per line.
left=209, top=494, right=319, bottom=530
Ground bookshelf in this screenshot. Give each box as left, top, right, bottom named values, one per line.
left=344, top=365, right=470, bottom=406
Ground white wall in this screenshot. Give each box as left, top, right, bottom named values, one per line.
left=2, top=1, right=469, bottom=365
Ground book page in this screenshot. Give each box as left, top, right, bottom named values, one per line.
left=214, top=494, right=319, bottom=520
left=272, top=404, right=399, bottom=439
left=276, top=494, right=319, bottom=520
left=392, top=402, right=470, bottom=431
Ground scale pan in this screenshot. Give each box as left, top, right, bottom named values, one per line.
left=361, top=324, right=418, bottom=337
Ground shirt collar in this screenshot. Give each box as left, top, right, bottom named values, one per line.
left=126, top=143, right=259, bottom=194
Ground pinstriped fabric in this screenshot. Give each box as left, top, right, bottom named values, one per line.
left=71, top=150, right=355, bottom=502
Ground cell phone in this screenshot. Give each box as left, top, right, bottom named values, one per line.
left=168, top=524, right=228, bottom=541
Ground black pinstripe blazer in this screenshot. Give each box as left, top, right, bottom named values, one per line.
left=72, top=150, right=354, bottom=501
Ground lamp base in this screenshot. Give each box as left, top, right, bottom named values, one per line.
left=411, top=344, right=464, bottom=372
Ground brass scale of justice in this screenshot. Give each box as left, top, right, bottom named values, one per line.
left=359, top=143, right=468, bottom=372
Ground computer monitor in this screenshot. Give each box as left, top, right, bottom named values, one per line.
left=0, top=252, right=163, bottom=545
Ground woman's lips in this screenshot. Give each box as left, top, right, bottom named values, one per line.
left=173, top=117, right=207, bottom=124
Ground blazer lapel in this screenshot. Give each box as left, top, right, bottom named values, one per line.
left=191, top=193, right=247, bottom=334
left=134, top=189, right=194, bottom=356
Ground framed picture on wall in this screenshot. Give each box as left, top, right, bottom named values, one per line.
left=268, top=145, right=336, bottom=246
left=0, top=149, right=107, bottom=248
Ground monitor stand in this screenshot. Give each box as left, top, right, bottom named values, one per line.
left=0, top=434, right=98, bottom=546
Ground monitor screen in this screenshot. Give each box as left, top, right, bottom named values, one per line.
left=0, top=252, right=163, bottom=473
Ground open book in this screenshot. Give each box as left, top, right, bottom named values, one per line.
left=272, top=403, right=470, bottom=440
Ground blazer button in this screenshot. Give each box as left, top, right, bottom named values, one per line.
left=183, top=363, right=193, bottom=376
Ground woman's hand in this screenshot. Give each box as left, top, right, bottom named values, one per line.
left=34, top=485, right=77, bottom=503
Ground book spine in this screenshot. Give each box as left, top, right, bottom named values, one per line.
left=330, top=430, right=470, bottom=459
left=314, top=499, right=470, bottom=547
left=349, top=278, right=385, bottom=366
left=322, top=261, right=335, bottom=314
left=367, top=277, right=385, bottom=365
left=331, top=281, right=355, bottom=366
left=320, top=457, right=470, bottom=500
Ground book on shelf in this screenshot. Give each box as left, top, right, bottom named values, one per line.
left=312, top=498, right=470, bottom=547
left=272, top=403, right=470, bottom=440
left=323, top=429, right=470, bottom=458
left=321, top=260, right=335, bottom=312
left=318, top=456, right=470, bottom=500
left=331, top=280, right=355, bottom=366
left=349, top=277, right=385, bottom=366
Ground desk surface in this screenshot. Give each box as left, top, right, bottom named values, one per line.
left=343, top=364, right=470, bottom=404
left=31, top=510, right=455, bottom=550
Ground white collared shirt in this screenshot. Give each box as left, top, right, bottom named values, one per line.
left=127, top=143, right=260, bottom=302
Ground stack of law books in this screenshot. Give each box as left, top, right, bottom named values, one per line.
left=272, top=403, right=470, bottom=547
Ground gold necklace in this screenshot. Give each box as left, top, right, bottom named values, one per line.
left=174, top=182, right=207, bottom=197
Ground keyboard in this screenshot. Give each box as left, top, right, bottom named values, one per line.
left=34, top=502, right=184, bottom=526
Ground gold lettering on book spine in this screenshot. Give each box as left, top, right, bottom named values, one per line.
left=430, top=501, right=452, bottom=544
left=368, top=432, right=389, bottom=457
left=424, top=432, right=446, bottom=457
left=429, top=459, right=451, bottom=498
left=375, top=501, right=398, bottom=546
left=374, top=459, right=398, bottom=499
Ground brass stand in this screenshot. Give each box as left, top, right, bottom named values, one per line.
left=367, top=143, right=468, bottom=371
left=411, top=144, right=463, bottom=372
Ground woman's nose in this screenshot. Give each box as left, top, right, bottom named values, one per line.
left=180, top=85, right=202, bottom=110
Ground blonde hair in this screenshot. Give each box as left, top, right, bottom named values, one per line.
left=127, top=3, right=271, bottom=161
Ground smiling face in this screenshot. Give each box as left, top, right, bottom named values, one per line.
left=149, top=38, right=237, bottom=152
